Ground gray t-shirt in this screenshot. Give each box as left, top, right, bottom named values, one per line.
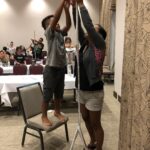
left=45, top=26, right=66, bottom=68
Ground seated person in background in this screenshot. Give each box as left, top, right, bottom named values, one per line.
left=30, top=37, right=44, bottom=60
left=65, top=36, right=74, bottom=48
left=7, top=41, right=16, bottom=55
left=3, top=46, right=11, bottom=56
left=14, top=46, right=26, bottom=64
left=65, top=36, right=76, bottom=74
left=20, top=45, right=27, bottom=56
left=0, top=50, right=10, bottom=65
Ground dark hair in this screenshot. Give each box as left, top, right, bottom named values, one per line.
left=41, top=15, right=54, bottom=30
left=96, top=25, right=107, bottom=40
left=39, top=37, right=43, bottom=41
left=65, top=37, right=72, bottom=43
left=3, top=46, right=7, bottom=51
left=16, top=46, right=21, bottom=52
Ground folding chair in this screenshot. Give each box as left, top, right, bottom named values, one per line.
left=13, top=64, right=27, bottom=75
left=10, top=59, right=15, bottom=66
left=41, top=51, right=47, bottom=59
left=25, top=56, right=33, bottom=65
left=29, top=64, right=44, bottom=75
left=17, top=82, right=69, bottom=150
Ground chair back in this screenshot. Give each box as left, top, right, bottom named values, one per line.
left=10, top=59, right=15, bottom=66
left=41, top=51, right=47, bottom=59
left=0, top=67, right=3, bottom=75
left=17, top=83, right=43, bottom=122
left=29, top=64, right=43, bottom=75
left=43, top=58, right=46, bottom=65
left=25, top=56, right=33, bottom=65
left=13, top=64, right=27, bottom=75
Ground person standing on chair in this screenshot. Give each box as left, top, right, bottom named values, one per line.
left=30, top=37, right=44, bottom=60
left=41, top=0, right=71, bottom=126
left=72, top=0, right=107, bottom=149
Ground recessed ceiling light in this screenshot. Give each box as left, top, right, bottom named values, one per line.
left=30, top=0, right=46, bottom=12
left=0, top=0, right=9, bottom=13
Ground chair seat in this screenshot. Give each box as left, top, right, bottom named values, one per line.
left=27, top=110, right=68, bottom=132
left=17, top=83, right=69, bottom=150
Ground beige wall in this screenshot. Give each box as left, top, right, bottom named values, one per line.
left=114, top=0, right=126, bottom=96
left=0, top=0, right=100, bottom=49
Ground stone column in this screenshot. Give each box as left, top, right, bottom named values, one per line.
left=119, top=0, right=150, bottom=150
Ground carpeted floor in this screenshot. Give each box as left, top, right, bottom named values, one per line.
left=0, top=84, right=120, bottom=150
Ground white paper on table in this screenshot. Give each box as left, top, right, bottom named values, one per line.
left=66, top=47, right=76, bottom=52
left=1, top=83, right=12, bottom=107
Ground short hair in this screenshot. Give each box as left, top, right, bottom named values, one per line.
left=40, top=37, right=43, bottom=41
left=41, top=15, right=54, bottom=30
left=16, top=46, right=21, bottom=52
left=96, top=24, right=107, bottom=40
left=65, top=37, right=72, bottom=43
left=3, top=46, right=7, bottom=51
left=99, top=25, right=107, bottom=40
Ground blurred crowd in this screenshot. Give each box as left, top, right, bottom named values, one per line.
left=0, top=37, right=44, bottom=66
left=0, top=36, right=76, bottom=73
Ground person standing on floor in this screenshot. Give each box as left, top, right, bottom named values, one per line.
left=65, top=36, right=76, bottom=74
left=41, top=0, right=71, bottom=126
left=72, top=0, right=107, bottom=149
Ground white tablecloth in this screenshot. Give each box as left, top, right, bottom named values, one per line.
left=2, top=66, right=13, bottom=74
left=0, top=74, right=75, bottom=106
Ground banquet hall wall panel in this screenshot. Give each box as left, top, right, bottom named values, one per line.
left=0, top=0, right=100, bottom=50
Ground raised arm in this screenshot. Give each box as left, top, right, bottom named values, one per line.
left=50, top=0, right=66, bottom=30
left=72, top=2, right=85, bottom=45
left=77, top=0, right=106, bottom=50
left=61, top=1, right=71, bottom=33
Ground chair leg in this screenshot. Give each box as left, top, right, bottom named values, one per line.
left=73, top=89, right=76, bottom=101
left=17, top=101, right=21, bottom=116
left=22, top=126, right=27, bottom=146
left=38, top=130, right=44, bottom=150
left=64, top=123, right=69, bottom=142
left=0, top=102, right=4, bottom=107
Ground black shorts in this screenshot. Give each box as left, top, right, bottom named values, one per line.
left=43, top=65, right=65, bottom=102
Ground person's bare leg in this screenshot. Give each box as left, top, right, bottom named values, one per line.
left=89, top=110, right=104, bottom=150
left=41, top=101, right=53, bottom=126
left=54, top=98, right=65, bottom=122
left=80, top=104, right=96, bottom=146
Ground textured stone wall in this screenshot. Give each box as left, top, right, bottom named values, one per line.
left=119, top=0, right=150, bottom=150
